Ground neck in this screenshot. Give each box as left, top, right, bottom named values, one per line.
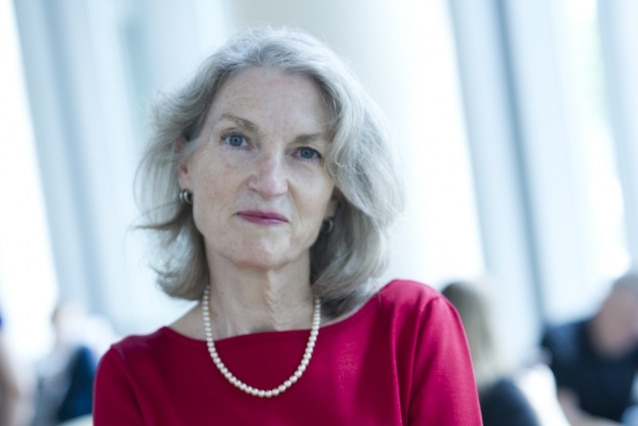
left=201, top=285, right=321, bottom=398
left=206, top=266, right=315, bottom=339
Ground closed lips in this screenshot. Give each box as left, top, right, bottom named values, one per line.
left=237, top=211, right=289, bottom=223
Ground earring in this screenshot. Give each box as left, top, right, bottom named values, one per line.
left=322, top=217, right=334, bottom=234
left=179, top=189, right=193, bottom=205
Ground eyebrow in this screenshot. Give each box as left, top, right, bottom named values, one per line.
left=219, top=113, right=328, bottom=144
left=219, top=114, right=259, bottom=133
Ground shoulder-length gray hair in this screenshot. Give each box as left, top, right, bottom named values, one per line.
left=136, top=26, right=404, bottom=317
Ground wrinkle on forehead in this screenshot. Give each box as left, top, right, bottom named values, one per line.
left=204, top=67, right=333, bottom=141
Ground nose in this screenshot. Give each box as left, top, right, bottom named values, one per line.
left=248, top=150, right=288, bottom=197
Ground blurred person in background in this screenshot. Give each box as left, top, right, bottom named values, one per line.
left=442, top=280, right=541, bottom=426
left=94, top=26, right=481, bottom=425
left=31, top=302, right=97, bottom=426
left=541, top=272, right=638, bottom=425
left=0, top=310, right=33, bottom=426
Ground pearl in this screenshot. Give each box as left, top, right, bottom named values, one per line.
left=201, top=285, right=321, bottom=397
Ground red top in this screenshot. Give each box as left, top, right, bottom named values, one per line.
left=94, top=280, right=481, bottom=425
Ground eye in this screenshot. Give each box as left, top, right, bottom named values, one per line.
left=296, top=147, right=321, bottom=161
left=222, top=132, right=247, bottom=147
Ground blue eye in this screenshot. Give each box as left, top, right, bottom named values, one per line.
left=223, top=132, right=246, bottom=147
left=297, top=147, right=320, bottom=160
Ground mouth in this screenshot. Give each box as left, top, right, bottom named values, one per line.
left=236, top=210, right=289, bottom=225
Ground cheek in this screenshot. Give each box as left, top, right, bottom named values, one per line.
left=309, top=182, right=336, bottom=212
left=190, top=153, right=236, bottom=195
left=190, top=176, right=234, bottom=231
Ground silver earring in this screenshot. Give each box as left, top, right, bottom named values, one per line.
left=322, top=217, right=334, bottom=234
left=179, top=189, right=193, bottom=205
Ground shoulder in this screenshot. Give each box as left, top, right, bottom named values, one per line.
left=376, top=279, right=455, bottom=318
left=98, top=328, right=173, bottom=372
left=372, top=279, right=463, bottom=333
left=375, top=281, right=482, bottom=423
left=110, top=329, right=165, bottom=352
left=377, top=279, right=445, bottom=306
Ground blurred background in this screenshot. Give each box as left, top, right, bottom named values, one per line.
left=1, top=0, right=637, bottom=375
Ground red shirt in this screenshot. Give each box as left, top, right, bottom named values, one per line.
left=94, top=280, right=481, bottom=425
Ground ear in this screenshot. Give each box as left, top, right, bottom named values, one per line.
left=324, top=190, right=340, bottom=219
left=175, top=137, right=192, bottom=190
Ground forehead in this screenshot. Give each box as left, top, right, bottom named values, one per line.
left=208, top=67, right=331, bottom=126
left=217, top=67, right=320, bottom=106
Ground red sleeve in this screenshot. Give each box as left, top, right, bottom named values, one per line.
left=410, top=294, right=482, bottom=425
left=93, top=347, right=145, bottom=425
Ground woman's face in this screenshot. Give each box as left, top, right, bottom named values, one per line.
left=178, top=67, right=337, bottom=273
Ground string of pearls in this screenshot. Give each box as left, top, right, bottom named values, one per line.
left=201, top=285, right=321, bottom=398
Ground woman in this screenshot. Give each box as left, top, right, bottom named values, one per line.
left=94, top=27, right=481, bottom=425
left=442, top=281, right=540, bottom=426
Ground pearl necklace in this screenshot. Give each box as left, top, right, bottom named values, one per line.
left=201, top=286, right=321, bottom=398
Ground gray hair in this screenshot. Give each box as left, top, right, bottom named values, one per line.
left=135, top=27, right=405, bottom=317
